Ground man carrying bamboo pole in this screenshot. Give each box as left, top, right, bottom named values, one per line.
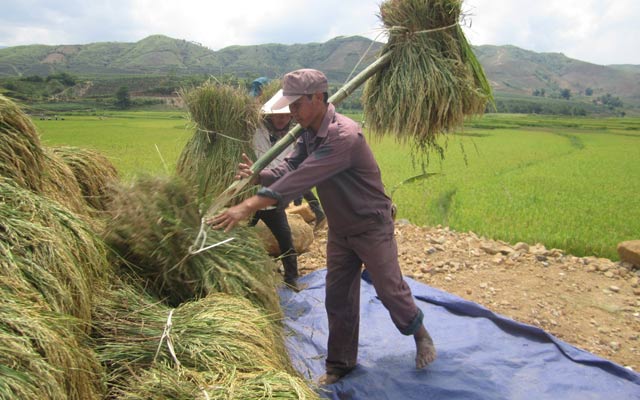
left=211, top=68, right=436, bottom=385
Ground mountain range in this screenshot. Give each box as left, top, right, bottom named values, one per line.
left=1, top=34, right=638, bottom=103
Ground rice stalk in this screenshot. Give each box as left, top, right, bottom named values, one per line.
left=114, top=362, right=320, bottom=400
left=51, top=146, right=119, bottom=212
left=0, top=177, right=111, bottom=326
left=0, top=289, right=106, bottom=400
left=362, top=0, right=492, bottom=158
left=103, top=175, right=280, bottom=312
left=0, top=95, right=46, bottom=192
left=92, top=282, right=293, bottom=396
left=177, top=81, right=260, bottom=207
left=41, top=147, right=90, bottom=215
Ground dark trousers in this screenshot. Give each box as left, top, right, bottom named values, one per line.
left=324, top=222, right=422, bottom=376
left=294, top=191, right=324, bottom=220
left=249, top=208, right=298, bottom=282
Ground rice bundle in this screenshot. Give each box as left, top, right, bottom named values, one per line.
left=0, top=290, right=105, bottom=400
left=177, top=81, right=260, bottom=206
left=103, top=175, right=280, bottom=311
left=363, top=0, right=492, bottom=155
left=0, top=95, right=46, bottom=192
left=0, top=177, right=110, bottom=325
left=41, top=147, right=89, bottom=215
left=114, top=362, right=320, bottom=400
left=93, top=283, right=295, bottom=396
left=51, top=146, right=119, bottom=212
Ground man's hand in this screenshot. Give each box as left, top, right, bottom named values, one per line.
left=207, top=203, right=252, bottom=232
left=236, top=153, right=256, bottom=182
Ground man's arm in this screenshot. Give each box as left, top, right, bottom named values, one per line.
left=207, top=194, right=276, bottom=232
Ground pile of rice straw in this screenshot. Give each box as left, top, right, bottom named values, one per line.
left=0, top=177, right=110, bottom=325
left=52, top=146, right=119, bottom=212
left=363, top=0, right=492, bottom=157
left=103, top=175, right=280, bottom=312
left=1, top=245, right=106, bottom=400
left=93, top=281, right=318, bottom=399
left=0, top=95, right=46, bottom=192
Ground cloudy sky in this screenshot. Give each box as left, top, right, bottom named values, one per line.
left=1, top=0, right=638, bottom=65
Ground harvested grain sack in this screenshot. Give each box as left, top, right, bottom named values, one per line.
left=51, top=146, right=119, bottom=212
left=103, top=175, right=280, bottom=312
left=177, top=81, right=260, bottom=206
left=0, top=177, right=110, bottom=326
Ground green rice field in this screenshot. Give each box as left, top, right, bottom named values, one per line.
left=36, top=112, right=640, bottom=260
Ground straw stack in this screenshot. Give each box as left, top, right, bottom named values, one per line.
left=176, top=81, right=260, bottom=206
left=41, top=147, right=89, bottom=215
left=52, top=146, right=119, bottom=212
left=363, top=0, right=492, bottom=155
left=92, top=282, right=316, bottom=398
left=0, top=177, right=110, bottom=326
left=0, top=260, right=106, bottom=400
left=0, top=95, right=46, bottom=192
left=103, top=175, right=280, bottom=312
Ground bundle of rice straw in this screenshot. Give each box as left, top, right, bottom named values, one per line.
left=93, top=282, right=300, bottom=397
left=0, top=177, right=110, bottom=326
left=176, top=81, right=260, bottom=206
left=52, top=146, right=119, bottom=212
left=0, top=285, right=105, bottom=400
left=103, top=175, right=279, bottom=311
left=114, top=362, right=320, bottom=400
left=41, top=147, right=89, bottom=215
left=0, top=95, right=46, bottom=192
left=362, top=0, right=492, bottom=156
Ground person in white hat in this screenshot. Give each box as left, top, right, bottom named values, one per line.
left=249, top=89, right=301, bottom=290
left=212, top=69, right=436, bottom=384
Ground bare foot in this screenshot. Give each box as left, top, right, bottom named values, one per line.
left=318, top=373, right=342, bottom=385
left=414, top=324, right=437, bottom=369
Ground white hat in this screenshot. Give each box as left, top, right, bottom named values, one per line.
left=261, top=89, right=291, bottom=114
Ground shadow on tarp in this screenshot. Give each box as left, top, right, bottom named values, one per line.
left=279, top=269, right=640, bottom=400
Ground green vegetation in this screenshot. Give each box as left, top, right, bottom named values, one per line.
left=370, top=113, right=640, bottom=260
left=35, top=111, right=191, bottom=178
left=36, top=112, right=639, bottom=260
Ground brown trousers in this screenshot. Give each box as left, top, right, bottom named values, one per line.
left=324, top=222, right=423, bottom=376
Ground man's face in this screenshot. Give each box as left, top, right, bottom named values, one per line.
left=269, top=113, right=292, bottom=130
left=288, top=93, right=323, bottom=130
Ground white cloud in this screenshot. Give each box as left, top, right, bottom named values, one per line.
left=462, top=0, right=640, bottom=64
left=0, top=0, right=638, bottom=65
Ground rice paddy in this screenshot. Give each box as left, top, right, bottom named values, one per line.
left=35, top=112, right=640, bottom=261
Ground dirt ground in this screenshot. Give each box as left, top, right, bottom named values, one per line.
left=297, top=222, right=640, bottom=372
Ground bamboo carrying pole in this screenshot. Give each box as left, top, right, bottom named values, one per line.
left=204, top=52, right=392, bottom=216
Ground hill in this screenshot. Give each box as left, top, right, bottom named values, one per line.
left=0, top=35, right=638, bottom=112
left=474, top=45, right=640, bottom=102
left=0, top=35, right=381, bottom=83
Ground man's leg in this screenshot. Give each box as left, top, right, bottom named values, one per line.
left=320, top=232, right=362, bottom=384
left=351, top=223, right=436, bottom=369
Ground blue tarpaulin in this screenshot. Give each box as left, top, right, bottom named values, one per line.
left=279, top=270, right=640, bottom=400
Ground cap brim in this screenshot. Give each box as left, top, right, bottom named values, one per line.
left=272, top=94, right=302, bottom=111
left=261, top=89, right=292, bottom=114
